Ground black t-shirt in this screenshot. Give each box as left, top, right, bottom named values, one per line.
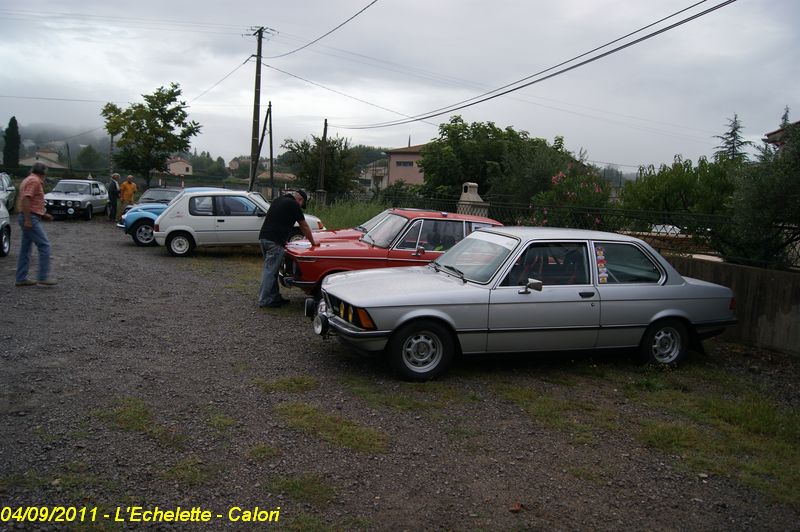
left=258, top=194, right=305, bottom=244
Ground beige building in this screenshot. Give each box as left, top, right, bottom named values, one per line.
left=19, top=149, right=68, bottom=169
left=386, top=144, right=425, bottom=187
left=167, top=157, right=192, bottom=175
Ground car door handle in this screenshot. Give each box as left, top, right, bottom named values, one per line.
left=579, top=291, right=595, bottom=298
left=217, top=219, right=225, bottom=222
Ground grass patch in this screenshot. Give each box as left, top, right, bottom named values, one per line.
left=207, top=412, right=238, bottom=433
left=630, top=367, right=800, bottom=505
left=309, top=199, right=387, bottom=231
left=491, top=383, right=570, bottom=429
left=286, top=512, right=332, bottom=532
left=340, top=376, right=460, bottom=411
left=161, top=457, right=217, bottom=486
left=249, top=443, right=280, bottom=461
left=256, top=376, right=320, bottom=394
left=269, top=473, right=335, bottom=506
left=95, top=397, right=186, bottom=448
left=568, top=465, right=606, bottom=483
left=275, top=402, right=388, bottom=453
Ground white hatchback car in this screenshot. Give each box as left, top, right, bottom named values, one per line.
left=153, top=189, right=326, bottom=257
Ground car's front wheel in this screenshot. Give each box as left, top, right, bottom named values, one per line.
left=166, top=232, right=195, bottom=257
left=640, top=318, right=689, bottom=366
left=387, top=319, right=455, bottom=381
left=131, top=220, right=156, bottom=247
left=0, top=226, right=10, bottom=257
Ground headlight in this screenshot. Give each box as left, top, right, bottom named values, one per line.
left=335, top=300, right=375, bottom=330
left=66, top=201, right=73, bottom=207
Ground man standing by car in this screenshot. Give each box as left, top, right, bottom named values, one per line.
left=119, top=174, right=138, bottom=213
left=258, top=190, right=317, bottom=308
left=15, top=162, right=55, bottom=286
left=107, top=173, right=121, bottom=221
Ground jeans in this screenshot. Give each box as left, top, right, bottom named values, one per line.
left=258, top=239, right=285, bottom=306
left=16, top=214, right=51, bottom=282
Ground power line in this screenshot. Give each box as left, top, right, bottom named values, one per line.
left=334, top=0, right=737, bottom=130
left=264, top=0, right=379, bottom=59
left=189, top=56, right=254, bottom=103
left=261, top=62, right=438, bottom=127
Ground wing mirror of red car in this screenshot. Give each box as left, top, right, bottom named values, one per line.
left=413, top=245, right=426, bottom=257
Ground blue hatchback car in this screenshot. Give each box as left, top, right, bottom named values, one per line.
left=118, top=187, right=223, bottom=246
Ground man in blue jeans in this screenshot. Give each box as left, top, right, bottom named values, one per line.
left=258, top=190, right=317, bottom=308
left=15, top=162, right=56, bottom=286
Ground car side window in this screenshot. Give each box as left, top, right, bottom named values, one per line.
left=595, top=242, right=662, bottom=284
left=501, top=242, right=590, bottom=286
left=189, top=196, right=214, bottom=216
left=468, top=221, right=493, bottom=235
left=395, top=220, right=422, bottom=250
left=217, top=196, right=258, bottom=216
left=91, top=184, right=101, bottom=194
left=417, top=220, right=462, bottom=251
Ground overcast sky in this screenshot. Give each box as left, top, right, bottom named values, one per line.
left=0, top=0, right=797, bottom=169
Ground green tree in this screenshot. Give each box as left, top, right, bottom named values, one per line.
left=529, top=170, right=612, bottom=229
left=76, top=144, right=103, bottom=170
left=101, top=83, right=201, bottom=188
left=3, top=116, right=21, bottom=169
left=419, top=116, right=578, bottom=198
left=281, top=135, right=358, bottom=194
left=715, top=122, right=800, bottom=267
left=713, top=113, right=753, bottom=163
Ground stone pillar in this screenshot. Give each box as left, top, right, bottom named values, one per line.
left=457, top=182, right=489, bottom=217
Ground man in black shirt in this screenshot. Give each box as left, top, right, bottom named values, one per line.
left=258, top=190, right=317, bottom=308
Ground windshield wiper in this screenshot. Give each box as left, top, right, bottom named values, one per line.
left=441, top=263, right=465, bottom=281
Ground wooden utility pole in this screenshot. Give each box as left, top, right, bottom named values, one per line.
left=248, top=27, right=264, bottom=192
left=268, top=102, right=274, bottom=197
left=316, top=119, right=328, bottom=205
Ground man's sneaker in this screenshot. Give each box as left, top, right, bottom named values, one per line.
left=15, top=279, right=37, bottom=287
left=37, top=279, right=58, bottom=286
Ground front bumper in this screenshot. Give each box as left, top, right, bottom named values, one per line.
left=46, top=205, right=89, bottom=217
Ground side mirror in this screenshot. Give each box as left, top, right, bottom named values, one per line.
left=413, top=245, right=426, bottom=257
left=257, top=210, right=266, bottom=217
left=518, top=278, right=543, bottom=295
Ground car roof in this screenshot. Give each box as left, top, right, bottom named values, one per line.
left=181, top=188, right=249, bottom=195
left=389, top=208, right=500, bottom=224
left=481, top=225, right=643, bottom=242
left=55, top=179, right=102, bottom=184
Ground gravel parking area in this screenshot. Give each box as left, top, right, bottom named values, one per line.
left=1, top=219, right=798, bottom=530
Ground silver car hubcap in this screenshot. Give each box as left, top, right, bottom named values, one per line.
left=651, top=327, right=681, bottom=363
left=401, top=331, right=442, bottom=372
left=136, top=225, right=154, bottom=243
left=2, top=231, right=8, bottom=253
left=172, top=237, right=190, bottom=254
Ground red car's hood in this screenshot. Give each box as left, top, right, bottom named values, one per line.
left=286, top=238, right=386, bottom=259
left=311, top=228, right=363, bottom=242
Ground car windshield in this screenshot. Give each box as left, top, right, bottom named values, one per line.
left=355, top=209, right=390, bottom=232
left=361, top=213, right=408, bottom=248
left=52, top=182, right=90, bottom=195
left=140, top=189, right=179, bottom=203
left=433, top=231, right=518, bottom=283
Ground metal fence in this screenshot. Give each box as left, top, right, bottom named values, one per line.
left=322, top=191, right=800, bottom=271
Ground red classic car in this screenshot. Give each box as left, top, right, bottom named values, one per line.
left=280, top=208, right=502, bottom=296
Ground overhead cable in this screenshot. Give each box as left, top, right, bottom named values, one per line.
left=334, top=0, right=737, bottom=130
left=264, top=0, right=379, bottom=59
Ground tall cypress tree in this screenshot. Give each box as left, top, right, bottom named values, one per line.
left=3, top=116, right=21, bottom=169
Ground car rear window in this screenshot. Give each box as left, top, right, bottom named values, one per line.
left=189, top=196, right=214, bottom=216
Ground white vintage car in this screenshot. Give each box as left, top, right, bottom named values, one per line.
left=153, top=189, right=326, bottom=256
left=311, top=226, right=737, bottom=381
left=45, top=179, right=109, bottom=220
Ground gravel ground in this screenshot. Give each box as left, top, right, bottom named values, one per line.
left=1, top=218, right=798, bottom=531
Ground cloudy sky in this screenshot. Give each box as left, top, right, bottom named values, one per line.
left=0, top=0, right=797, bottom=169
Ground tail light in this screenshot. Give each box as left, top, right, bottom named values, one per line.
left=154, top=224, right=159, bottom=232
left=729, top=297, right=736, bottom=310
